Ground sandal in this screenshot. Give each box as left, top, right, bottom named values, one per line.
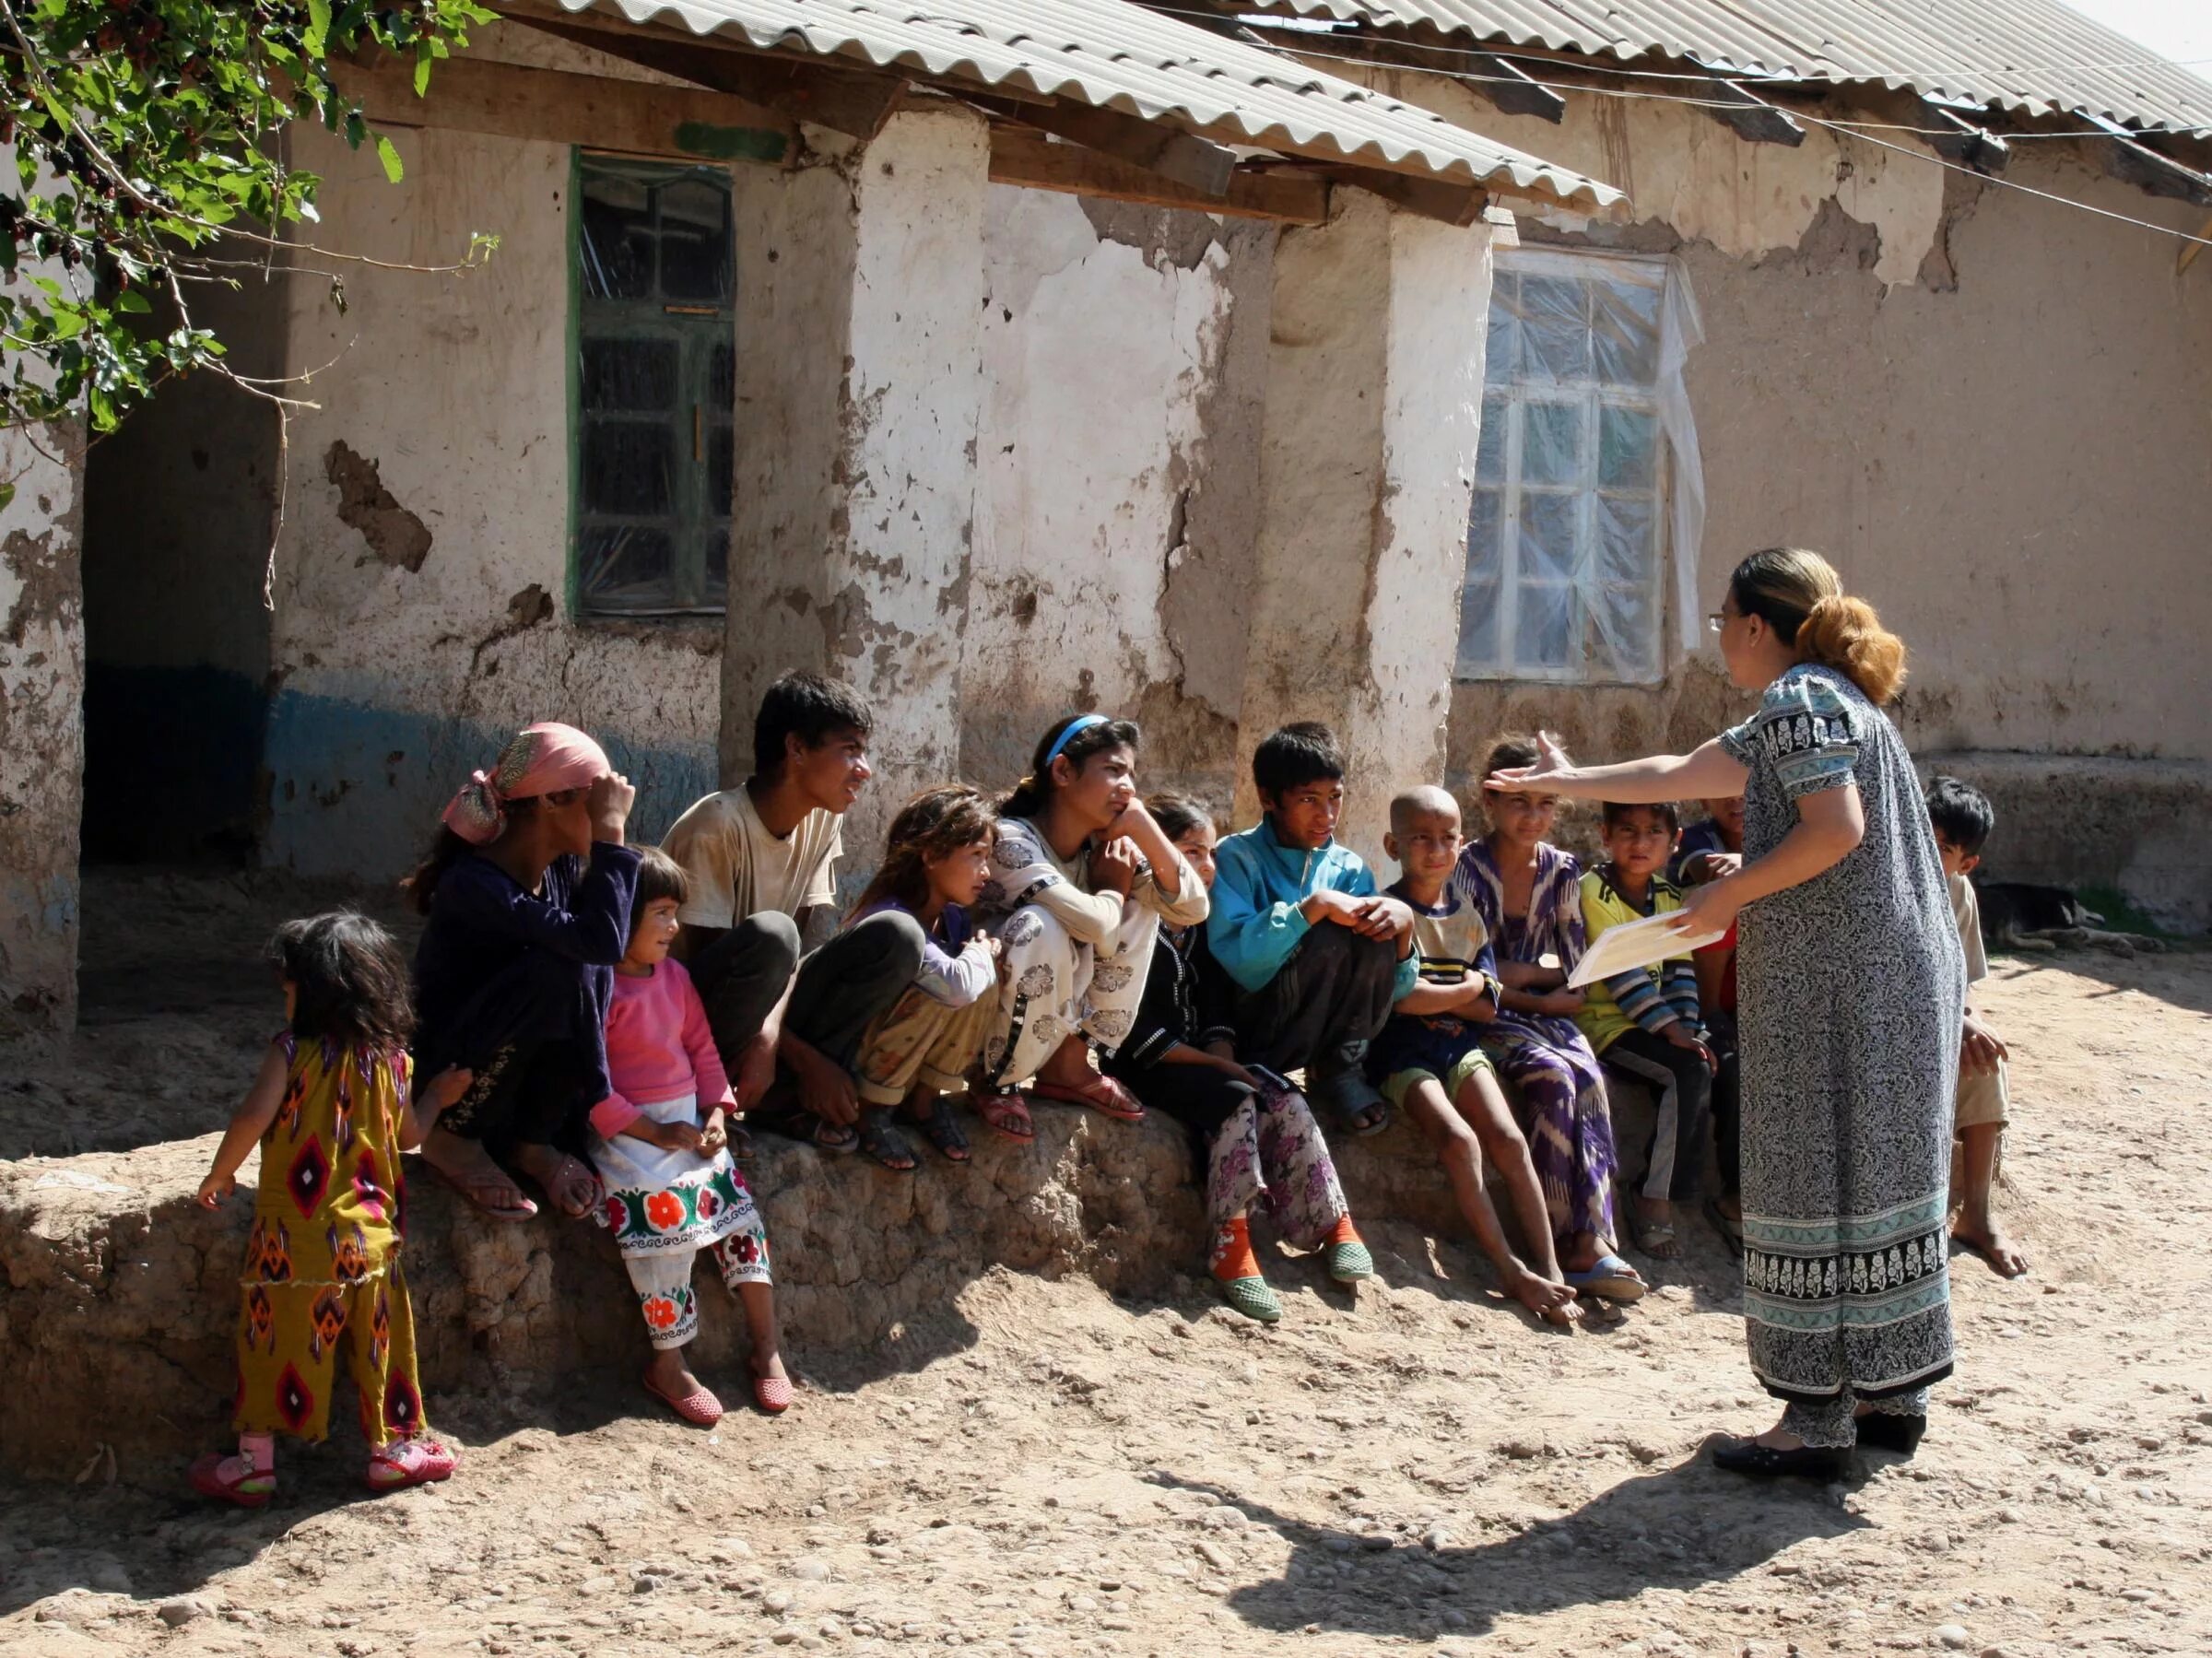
left=455, top=1178, right=537, bottom=1222
left=365, top=1438, right=457, bottom=1491
left=1564, top=1252, right=1647, bottom=1301
left=1031, top=1074, right=1145, bottom=1123
left=189, top=1452, right=274, bottom=1508
left=794, top=1112, right=859, bottom=1155
left=973, top=1091, right=1034, bottom=1143
left=751, top=1361, right=794, bottom=1416
left=643, top=1371, right=724, bottom=1428
left=1632, top=1218, right=1680, bottom=1260
left=857, top=1108, right=918, bottom=1172
left=1712, top=1438, right=1848, bottom=1481
left=909, top=1099, right=971, bottom=1163
left=515, top=1147, right=600, bottom=1219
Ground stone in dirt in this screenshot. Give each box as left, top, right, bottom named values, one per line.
left=159, top=1595, right=216, bottom=1627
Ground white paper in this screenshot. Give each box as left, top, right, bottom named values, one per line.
left=1566, top=911, right=1726, bottom=989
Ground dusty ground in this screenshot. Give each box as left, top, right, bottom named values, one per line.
left=5, top=872, right=2212, bottom=1657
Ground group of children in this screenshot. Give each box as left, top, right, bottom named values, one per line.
left=191, top=672, right=2026, bottom=1501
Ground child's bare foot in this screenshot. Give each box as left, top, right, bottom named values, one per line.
left=420, top=1127, right=535, bottom=1220
left=1506, top=1265, right=1583, bottom=1328
left=1632, top=1196, right=1681, bottom=1260
left=1953, top=1216, right=2029, bottom=1278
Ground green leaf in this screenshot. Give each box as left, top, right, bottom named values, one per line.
left=305, top=0, right=331, bottom=58
left=414, top=45, right=432, bottom=98
left=0, top=483, right=15, bottom=512
left=375, top=134, right=404, bottom=184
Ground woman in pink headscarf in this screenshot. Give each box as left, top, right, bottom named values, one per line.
left=406, top=723, right=639, bottom=1220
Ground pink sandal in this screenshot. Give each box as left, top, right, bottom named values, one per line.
left=644, top=1371, right=724, bottom=1428
left=1031, top=1074, right=1145, bottom=1123
left=189, top=1451, right=274, bottom=1508
left=365, top=1437, right=457, bottom=1491
left=751, top=1362, right=795, bottom=1416
left=973, top=1090, right=1034, bottom=1142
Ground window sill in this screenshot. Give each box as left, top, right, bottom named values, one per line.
left=573, top=611, right=726, bottom=653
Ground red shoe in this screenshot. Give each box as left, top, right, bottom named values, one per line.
left=751, top=1361, right=794, bottom=1416
left=644, top=1370, right=724, bottom=1427
left=365, top=1438, right=458, bottom=1491
left=190, top=1451, right=274, bottom=1508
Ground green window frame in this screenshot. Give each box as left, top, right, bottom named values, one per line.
left=571, top=153, right=735, bottom=617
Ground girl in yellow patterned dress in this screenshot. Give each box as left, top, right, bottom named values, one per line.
left=192, top=913, right=471, bottom=1504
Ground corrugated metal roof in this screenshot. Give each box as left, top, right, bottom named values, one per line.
left=551, top=0, right=1624, bottom=206
left=1230, top=0, right=2212, bottom=134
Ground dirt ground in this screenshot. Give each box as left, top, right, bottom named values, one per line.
left=5, top=871, right=2212, bottom=1657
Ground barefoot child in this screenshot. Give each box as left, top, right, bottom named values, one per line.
left=1376, top=787, right=1580, bottom=1327
left=1926, top=776, right=2027, bottom=1278
left=1104, top=794, right=1371, bottom=1323
left=193, top=913, right=466, bottom=1504
left=843, top=786, right=1004, bottom=1170
left=1577, top=802, right=1715, bottom=1261
left=592, top=849, right=790, bottom=1425
left=1463, top=735, right=1643, bottom=1302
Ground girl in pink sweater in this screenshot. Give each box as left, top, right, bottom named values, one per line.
left=592, top=848, right=790, bottom=1426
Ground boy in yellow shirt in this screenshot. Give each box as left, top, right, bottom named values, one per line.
left=1577, top=802, right=1714, bottom=1261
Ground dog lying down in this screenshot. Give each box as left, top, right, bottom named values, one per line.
left=1976, top=882, right=2167, bottom=957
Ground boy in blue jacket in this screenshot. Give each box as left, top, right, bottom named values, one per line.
left=1208, top=723, right=1417, bottom=1135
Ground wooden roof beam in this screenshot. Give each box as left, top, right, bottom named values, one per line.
left=1326, top=166, right=1487, bottom=226
left=966, top=95, right=1237, bottom=197
left=1696, top=77, right=1806, bottom=147
left=1918, top=101, right=2009, bottom=172
left=988, top=129, right=1327, bottom=223
left=2087, top=114, right=2212, bottom=206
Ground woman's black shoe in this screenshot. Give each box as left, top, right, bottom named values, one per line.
left=1712, top=1438, right=1850, bottom=1480
left=1853, top=1413, right=1926, bottom=1456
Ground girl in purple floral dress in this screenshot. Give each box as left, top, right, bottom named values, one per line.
left=1103, top=794, right=1371, bottom=1323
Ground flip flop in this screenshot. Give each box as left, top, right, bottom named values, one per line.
left=1030, top=1075, right=1145, bottom=1123
left=1632, top=1218, right=1680, bottom=1259
left=454, top=1177, right=537, bottom=1222
left=973, top=1091, right=1034, bottom=1142
left=643, top=1371, right=724, bottom=1428
left=365, top=1438, right=457, bottom=1491
left=1703, top=1196, right=1745, bottom=1259
left=750, top=1361, right=794, bottom=1416
left=189, top=1452, right=274, bottom=1508
left=1564, top=1252, right=1647, bottom=1301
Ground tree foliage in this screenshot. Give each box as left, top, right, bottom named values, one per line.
left=0, top=0, right=496, bottom=436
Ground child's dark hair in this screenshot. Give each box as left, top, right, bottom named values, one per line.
left=754, top=670, right=874, bottom=780
left=268, top=912, right=414, bottom=1052
left=1147, top=791, right=1216, bottom=842
left=1924, top=775, right=1994, bottom=856
left=1602, top=800, right=1680, bottom=832
left=1483, top=734, right=1540, bottom=776
left=852, top=785, right=998, bottom=916
left=1252, top=722, right=1344, bottom=798
left=630, top=846, right=689, bottom=934
left=403, top=795, right=554, bottom=915
left=1000, top=715, right=1141, bottom=820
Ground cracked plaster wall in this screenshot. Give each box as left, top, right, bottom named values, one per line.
left=261, top=123, right=723, bottom=878
left=962, top=187, right=1266, bottom=805
left=0, top=419, right=86, bottom=1045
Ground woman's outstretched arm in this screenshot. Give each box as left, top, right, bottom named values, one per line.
left=1487, top=734, right=1747, bottom=805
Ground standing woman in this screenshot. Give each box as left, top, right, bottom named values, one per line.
left=1488, top=549, right=1961, bottom=1476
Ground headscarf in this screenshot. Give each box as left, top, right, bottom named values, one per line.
left=441, top=723, right=610, bottom=846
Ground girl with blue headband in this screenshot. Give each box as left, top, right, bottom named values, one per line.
left=967, top=713, right=1209, bottom=1141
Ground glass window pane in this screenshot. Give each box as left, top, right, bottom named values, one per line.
left=702, top=530, right=729, bottom=607
left=1516, top=582, right=1571, bottom=671
left=659, top=175, right=734, bottom=302
left=1485, top=273, right=1517, bottom=383
left=1599, top=406, right=1657, bottom=489
left=580, top=173, right=654, bottom=300
left=1592, top=278, right=1661, bottom=386
left=1519, top=276, right=1589, bottom=383
left=1467, top=488, right=1503, bottom=580
left=1458, top=573, right=1499, bottom=672
left=1589, top=580, right=1657, bottom=681
left=579, top=526, right=676, bottom=611
left=708, top=427, right=734, bottom=521
left=1594, top=493, right=1656, bottom=586
left=582, top=421, right=675, bottom=516
left=709, top=338, right=736, bottom=406
left=1477, top=395, right=1509, bottom=486
left=582, top=338, right=678, bottom=413
left=1522, top=400, right=1583, bottom=487
left=1518, top=491, right=1579, bottom=582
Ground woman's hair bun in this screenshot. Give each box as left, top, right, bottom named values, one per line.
left=1798, top=593, right=1907, bottom=706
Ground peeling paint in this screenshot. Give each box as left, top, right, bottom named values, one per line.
left=324, top=440, right=433, bottom=573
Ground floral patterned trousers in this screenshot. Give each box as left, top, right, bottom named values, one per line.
left=1208, top=1079, right=1351, bottom=1249
left=983, top=904, right=1160, bottom=1088
left=625, top=1226, right=771, bottom=1350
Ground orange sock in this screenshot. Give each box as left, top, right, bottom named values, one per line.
left=1324, top=1214, right=1361, bottom=1248
left=1210, top=1217, right=1261, bottom=1281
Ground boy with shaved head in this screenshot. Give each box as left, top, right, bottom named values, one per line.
left=1372, top=786, right=1580, bottom=1327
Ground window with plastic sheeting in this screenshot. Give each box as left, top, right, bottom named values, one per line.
left=1459, top=250, right=1690, bottom=686
left=572, top=156, right=735, bottom=617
